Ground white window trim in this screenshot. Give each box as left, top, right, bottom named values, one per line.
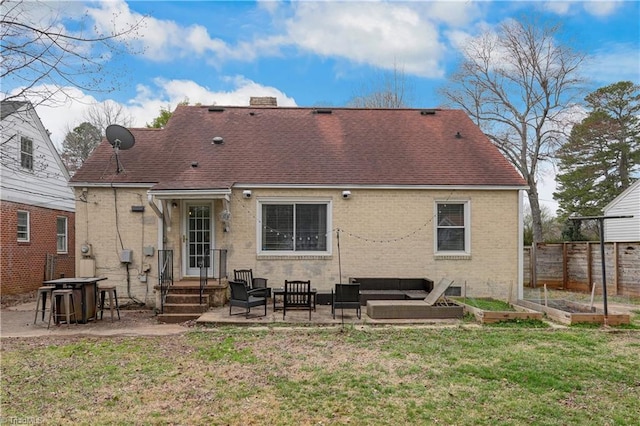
left=57, top=216, right=68, bottom=254
left=17, top=210, right=30, bottom=242
left=20, top=135, right=34, bottom=171
left=256, top=197, right=332, bottom=256
left=434, top=200, right=471, bottom=257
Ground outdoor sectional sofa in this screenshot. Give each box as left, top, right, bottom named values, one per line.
left=350, top=278, right=435, bottom=305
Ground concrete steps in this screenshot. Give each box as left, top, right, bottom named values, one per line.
left=157, top=285, right=209, bottom=323
left=155, top=279, right=229, bottom=323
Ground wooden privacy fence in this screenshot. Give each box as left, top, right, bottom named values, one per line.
left=524, top=242, right=640, bottom=297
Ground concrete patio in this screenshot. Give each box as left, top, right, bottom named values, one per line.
left=0, top=299, right=463, bottom=338
left=196, top=302, right=462, bottom=327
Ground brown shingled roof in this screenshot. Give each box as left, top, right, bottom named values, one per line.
left=71, top=106, right=526, bottom=189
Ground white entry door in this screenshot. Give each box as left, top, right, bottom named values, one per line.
left=183, top=202, right=213, bottom=276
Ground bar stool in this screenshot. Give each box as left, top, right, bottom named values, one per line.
left=98, top=286, right=121, bottom=322
left=48, top=289, right=78, bottom=328
left=33, top=286, right=56, bottom=325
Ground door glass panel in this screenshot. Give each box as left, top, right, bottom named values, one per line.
left=188, top=205, right=211, bottom=270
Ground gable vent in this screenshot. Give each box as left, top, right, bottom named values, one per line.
left=420, top=109, right=436, bottom=115
left=314, top=109, right=332, bottom=114
left=208, top=107, right=225, bottom=112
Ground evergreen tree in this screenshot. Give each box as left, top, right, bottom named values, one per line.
left=60, top=122, right=102, bottom=175
left=554, top=81, right=640, bottom=220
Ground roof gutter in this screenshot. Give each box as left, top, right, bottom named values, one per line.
left=147, top=188, right=232, bottom=199
left=232, top=183, right=529, bottom=191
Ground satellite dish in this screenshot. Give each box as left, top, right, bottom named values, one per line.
left=105, top=125, right=135, bottom=173
left=106, top=124, right=136, bottom=150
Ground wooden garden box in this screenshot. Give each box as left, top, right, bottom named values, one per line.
left=451, top=298, right=543, bottom=324
left=517, top=299, right=630, bottom=326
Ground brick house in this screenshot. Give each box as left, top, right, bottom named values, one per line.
left=69, top=98, right=527, bottom=308
left=1, top=101, right=75, bottom=296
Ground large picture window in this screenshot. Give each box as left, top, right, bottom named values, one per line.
left=20, top=136, right=33, bottom=170
left=17, top=211, right=29, bottom=242
left=57, top=216, right=68, bottom=253
left=436, top=202, right=470, bottom=254
left=259, top=201, right=330, bottom=254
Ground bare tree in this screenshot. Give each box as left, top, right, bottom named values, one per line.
left=84, top=101, right=134, bottom=135
left=1, top=0, right=144, bottom=106
left=348, top=61, right=414, bottom=108
left=440, top=17, right=585, bottom=243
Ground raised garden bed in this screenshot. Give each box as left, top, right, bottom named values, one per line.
left=517, top=299, right=630, bottom=326
left=451, top=298, right=543, bottom=324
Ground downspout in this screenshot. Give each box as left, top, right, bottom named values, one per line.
left=517, top=189, right=524, bottom=300
left=147, top=192, right=166, bottom=247
left=147, top=192, right=163, bottom=221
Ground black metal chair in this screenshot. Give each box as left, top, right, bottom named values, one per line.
left=283, top=280, right=312, bottom=320
left=332, top=283, right=361, bottom=319
left=233, top=269, right=271, bottom=298
left=229, top=280, right=267, bottom=318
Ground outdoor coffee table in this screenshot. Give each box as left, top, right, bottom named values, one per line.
left=272, top=287, right=317, bottom=311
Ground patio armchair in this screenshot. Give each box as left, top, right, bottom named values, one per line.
left=283, top=280, right=313, bottom=320
left=233, top=269, right=271, bottom=298
left=229, top=280, right=267, bottom=318
left=332, top=283, right=361, bottom=319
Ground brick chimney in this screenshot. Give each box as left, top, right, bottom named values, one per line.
left=249, top=96, right=277, bottom=107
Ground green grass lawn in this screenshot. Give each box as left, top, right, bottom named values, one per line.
left=2, top=327, right=639, bottom=425
left=454, top=297, right=516, bottom=311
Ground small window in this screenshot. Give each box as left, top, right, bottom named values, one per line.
left=436, top=202, right=470, bottom=254
left=20, top=136, right=33, bottom=170
left=17, top=211, right=30, bottom=242
left=57, top=216, right=68, bottom=253
left=259, top=200, right=331, bottom=255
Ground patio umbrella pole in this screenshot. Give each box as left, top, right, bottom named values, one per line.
left=337, top=229, right=342, bottom=285
left=337, top=229, right=345, bottom=325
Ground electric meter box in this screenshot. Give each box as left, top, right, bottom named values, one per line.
left=120, top=249, right=133, bottom=263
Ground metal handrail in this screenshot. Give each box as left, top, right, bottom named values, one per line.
left=199, top=248, right=228, bottom=305
left=158, top=250, right=173, bottom=313
left=199, top=249, right=209, bottom=305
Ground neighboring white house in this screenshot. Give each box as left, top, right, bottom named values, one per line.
left=0, top=100, right=76, bottom=296
left=603, top=179, right=640, bottom=242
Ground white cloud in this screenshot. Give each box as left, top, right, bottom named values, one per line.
left=129, top=76, right=296, bottom=109
left=535, top=162, right=561, bottom=214
left=78, top=1, right=483, bottom=78
left=82, top=1, right=455, bottom=77
left=582, top=0, right=622, bottom=17
left=422, top=0, right=484, bottom=27
left=586, top=44, right=640, bottom=84
left=284, top=2, right=446, bottom=77
left=23, top=87, right=98, bottom=150
left=257, top=0, right=282, bottom=15
left=543, top=0, right=623, bottom=17
left=85, top=0, right=234, bottom=62
left=543, top=1, right=572, bottom=15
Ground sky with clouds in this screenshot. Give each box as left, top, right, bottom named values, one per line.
left=3, top=0, right=639, bottom=212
